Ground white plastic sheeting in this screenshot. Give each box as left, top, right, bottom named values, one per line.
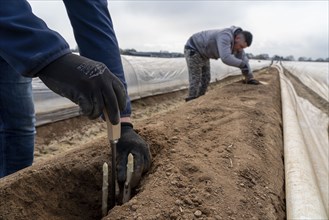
left=277, top=63, right=329, bottom=219
left=122, top=55, right=269, bottom=99
left=33, top=55, right=270, bottom=126
left=121, top=56, right=188, bottom=100
left=283, top=62, right=329, bottom=101
left=33, top=78, right=80, bottom=125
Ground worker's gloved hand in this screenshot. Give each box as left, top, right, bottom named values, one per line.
left=116, top=122, right=151, bottom=189
left=38, top=53, right=127, bottom=124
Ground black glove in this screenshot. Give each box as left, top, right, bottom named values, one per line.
left=116, top=122, right=151, bottom=189
left=38, top=53, right=127, bottom=124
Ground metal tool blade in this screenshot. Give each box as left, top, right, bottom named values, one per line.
left=103, top=110, right=121, bottom=209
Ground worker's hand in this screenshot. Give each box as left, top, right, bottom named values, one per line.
left=38, top=53, right=127, bottom=124
left=116, top=122, right=151, bottom=189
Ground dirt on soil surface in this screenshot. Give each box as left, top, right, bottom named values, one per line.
left=0, top=67, right=286, bottom=220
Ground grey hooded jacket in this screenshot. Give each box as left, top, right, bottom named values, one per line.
left=185, top=26, right=252, bottom=75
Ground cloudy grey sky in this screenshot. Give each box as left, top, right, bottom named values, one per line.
left=28, top=0, right=328, bottom=59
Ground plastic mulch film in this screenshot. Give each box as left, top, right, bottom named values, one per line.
left=277, top=63, right=328, bottom=219
left=33, top=56, right=270, bottom=126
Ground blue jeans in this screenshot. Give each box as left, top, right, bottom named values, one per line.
left=0, top=57, right=36, bottom=178
left=0, top=0, right=132, bottom=177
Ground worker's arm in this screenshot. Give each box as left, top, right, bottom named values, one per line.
left=217, top=33, right=246, bottom=68
left=237, top=51, right=253, bottom=78
left=237, top=51, right=260, bottom=85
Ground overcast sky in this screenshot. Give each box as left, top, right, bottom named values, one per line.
left=28, top=0, right=328, bottom=59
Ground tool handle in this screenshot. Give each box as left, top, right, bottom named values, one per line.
left=103, top=110, right=121, bottom=141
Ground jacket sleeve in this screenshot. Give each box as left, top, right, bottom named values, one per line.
left=217, top=33, right=245, bottom=68
left=0, top=0, right=70, bottom=76
left=237, top=51, right=251, bottom=71
left=236, top=51, right=254, bottom=79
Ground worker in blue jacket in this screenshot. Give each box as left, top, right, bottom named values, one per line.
left=184, top=26, right=260, bottom=102
left=0, top=0, right=151, bottom=191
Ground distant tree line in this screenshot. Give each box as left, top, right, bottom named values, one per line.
left=119, top=48, right=184, bottom=58
left=71, top=47, right=328, bottom=62
left=246, top=53, right=329, bottom=62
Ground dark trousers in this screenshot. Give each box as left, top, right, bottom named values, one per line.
left=184, top=48, right=211, bottom=98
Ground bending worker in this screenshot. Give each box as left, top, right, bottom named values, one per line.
left=0, top=0, right=151, bottom=191
left=184, top=26, right=260, bottom=102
